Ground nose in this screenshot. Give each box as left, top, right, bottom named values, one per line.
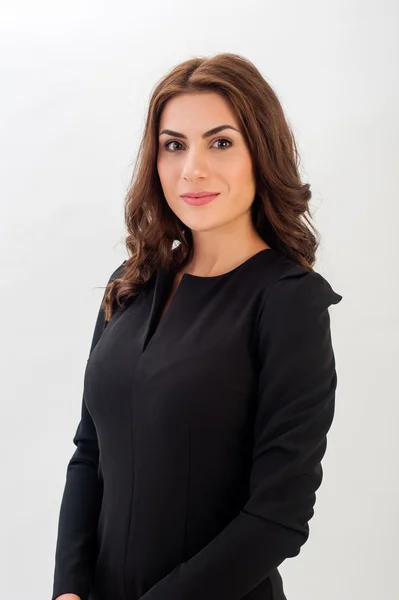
left=182, top=148, right=208, bottom=182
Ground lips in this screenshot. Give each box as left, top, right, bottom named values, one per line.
left=181, top=193, right=220, bottom=206
left=180, top=192, right=220, bottom=198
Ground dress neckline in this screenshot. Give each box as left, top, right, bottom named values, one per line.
left=170, top=247, right=278, bottom=282
left=143, top=248, right=280, bottom=355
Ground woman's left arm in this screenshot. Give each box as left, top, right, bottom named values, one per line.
left=139, top=267, right=343, bottom=600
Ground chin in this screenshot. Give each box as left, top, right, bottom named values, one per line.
left=182, top=216, right=228, bottom=233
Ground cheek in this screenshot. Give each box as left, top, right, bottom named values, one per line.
left=157, top=161, right=170, bottom=190
left=158, top=156, right=178, bottom=188
left=228, top=156, right=254, bottom=189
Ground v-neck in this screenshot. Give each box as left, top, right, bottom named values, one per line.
left=149, top=272, right=184, bottom=339
left=141, top=268, right=184, bottom=354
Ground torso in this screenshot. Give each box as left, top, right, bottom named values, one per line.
left=82, top=244, right=291, bottom=600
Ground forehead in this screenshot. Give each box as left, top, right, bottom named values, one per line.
left=159, top=92, right=238, bottom=132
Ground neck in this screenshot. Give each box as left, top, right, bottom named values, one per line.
left=182, top=212, right=269, bottom=277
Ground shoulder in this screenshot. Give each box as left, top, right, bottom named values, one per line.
left=106, top=259, right=127, bottom=284
left=273, top=262, right=342, bottom=310
left=255, top=258, right=342, bottom=363
left=257, top=256, right=343, bottom=328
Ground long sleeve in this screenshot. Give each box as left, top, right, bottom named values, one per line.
left=51, top=261, right=126, bottom=600
left=139, top=266, right=343, bottom=600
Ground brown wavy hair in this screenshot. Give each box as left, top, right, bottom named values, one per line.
left=102, top=52, right=320, bottom=323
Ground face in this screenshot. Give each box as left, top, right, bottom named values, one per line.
left=157, top=92, right=256, bottom=234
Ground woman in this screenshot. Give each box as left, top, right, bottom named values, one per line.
left=51, top=53, right=343, bottom=600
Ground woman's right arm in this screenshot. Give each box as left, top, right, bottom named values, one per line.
left=51, top=261, right=126, bottom=600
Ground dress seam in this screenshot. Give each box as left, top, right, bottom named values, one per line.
left=182, top=426, right=190, bottom=562
left=123, top=370, right=137, bottom=600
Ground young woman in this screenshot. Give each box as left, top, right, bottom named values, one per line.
left=51, top=52, right=342, bottom=600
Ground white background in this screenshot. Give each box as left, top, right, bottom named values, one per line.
left=1, top=1, right=398, bottom=599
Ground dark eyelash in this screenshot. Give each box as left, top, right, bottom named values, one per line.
left=164, top=138, right=232, bottom=152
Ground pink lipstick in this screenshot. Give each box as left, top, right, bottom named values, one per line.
left=180, top=192, right=220, bottom=206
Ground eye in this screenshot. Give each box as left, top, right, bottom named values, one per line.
left=164, top=140, right=183, bottom=152
left=212, top=138, right=232, bottom=150
left=163, top=138, right=233, bottom=152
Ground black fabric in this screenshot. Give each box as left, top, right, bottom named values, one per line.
left=51, top=248, right=342, bottom=600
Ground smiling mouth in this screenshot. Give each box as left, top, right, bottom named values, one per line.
left=180, top=193, right=220, bottom=206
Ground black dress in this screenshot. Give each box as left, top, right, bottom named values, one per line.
left=51, top=248, right=343, bottom=600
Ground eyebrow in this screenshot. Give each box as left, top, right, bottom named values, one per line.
left=158, top=124, right=241, bottom=139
